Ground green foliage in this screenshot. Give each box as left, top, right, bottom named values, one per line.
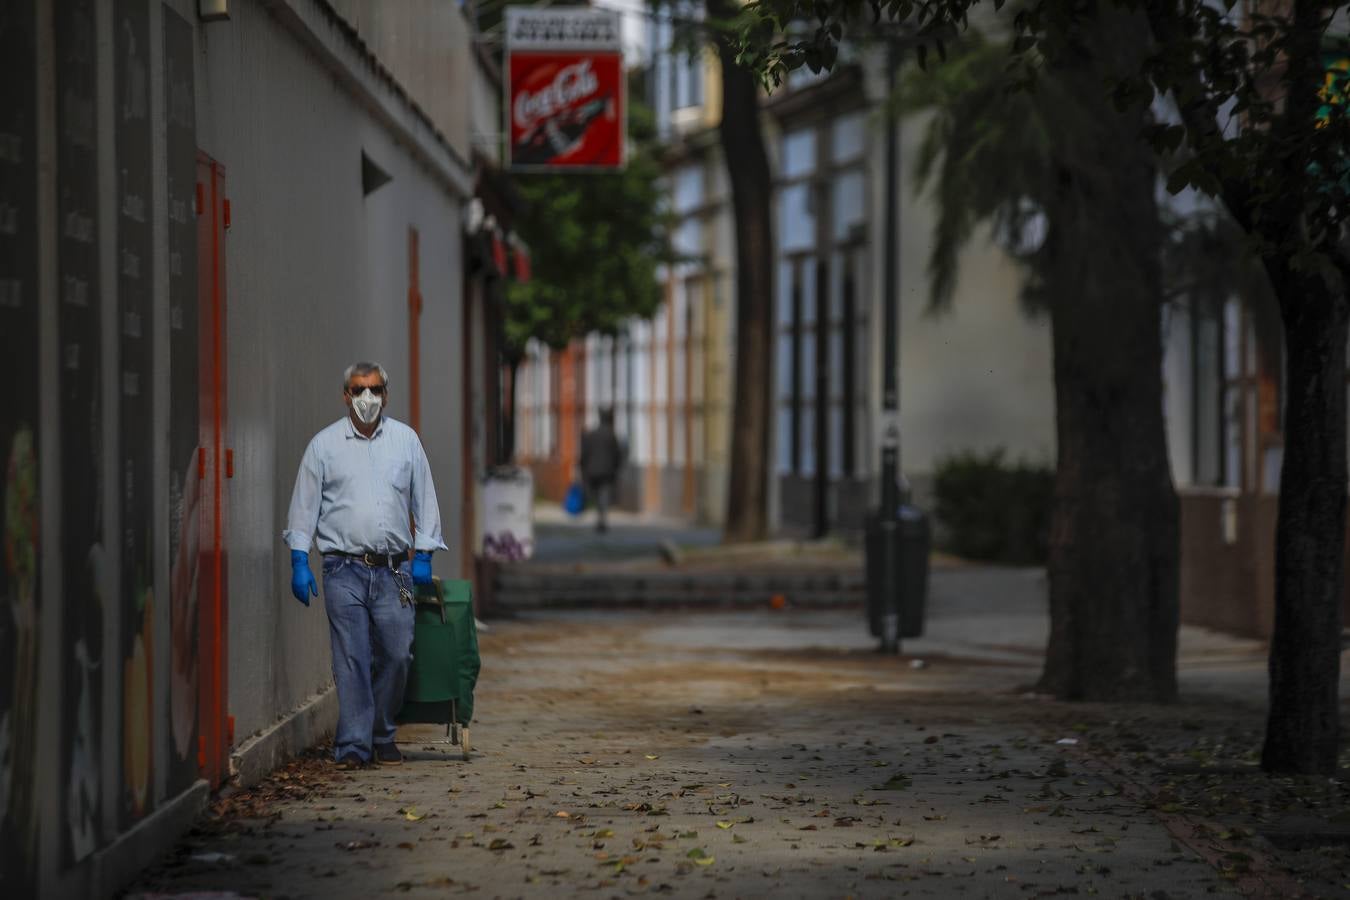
left=899, top=31, right=1055, bottom=311
left=503, top=100, right=669, bottom=357
left=932, top=448, right=1052, bottom=565
left=735, top=0, right=1350, bottom=284
left=901, top=24, right=1173, bottom=314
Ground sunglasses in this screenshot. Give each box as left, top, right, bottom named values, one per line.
left=347, top=384, right=386, bottom=396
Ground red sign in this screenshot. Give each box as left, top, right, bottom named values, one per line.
left=508, top=52, right=624, bottom=170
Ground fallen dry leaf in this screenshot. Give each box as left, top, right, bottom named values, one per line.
left=337, top=840, right=378, bottom=851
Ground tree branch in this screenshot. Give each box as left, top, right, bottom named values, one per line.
left=1140, top=0, right=1258, bottom=235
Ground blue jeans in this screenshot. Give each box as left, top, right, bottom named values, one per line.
left=321, top=555, right=415, bottom=762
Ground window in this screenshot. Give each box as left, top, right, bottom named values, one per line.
left=584, top=334, right=600, bottom=428
left=787, top=64, right=827, bottom=93
left=776, top=255, right=817, bottom=476
left=689, top=283, right=706, bottom=468
left=832, top=171, right=865, bottom=242
left=779, top=183, right=814, bottom=253
left=1223, top=298, right=1243, bottom=488
left=781, top=129, right=816, bottom=179
left=674, top=165, right=703, bottom=214
left=653, top=306, right=668, bottom=465
left=1189, top=293, right=1281, bottom=492
left=831, top=113, right=865, bottom=165
left=650, top=23, right=672, bottom=137
left=1192, top=299, right=1223, bottom=485
left=774, top=117, right=870, bottom=491
left=631, top=320, right=650, bottom=465
left=615, top=331, right=632, bottom=453
left=674, top=48, right=703, bottom=110
left=666, top=4, right=705, bottom=115
left=674, top=219, right=701, bottom=259
left=522, top=340, right=556, bottom=460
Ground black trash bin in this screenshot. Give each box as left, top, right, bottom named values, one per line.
left=865, top=504, right=931, bottom=643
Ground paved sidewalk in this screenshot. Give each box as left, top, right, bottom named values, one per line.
left=128, top=570, right=1350, bottom=900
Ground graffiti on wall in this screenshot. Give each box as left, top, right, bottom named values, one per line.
left=164, top=4, right=201, bottom=795
left=116, top=0, right=156, bottom=826
left=0, top=1, right=39, bottom=891
left=55, top=0, right=105, bottom=865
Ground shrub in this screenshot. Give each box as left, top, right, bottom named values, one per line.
left=932, top=448, right=1053, bottom=565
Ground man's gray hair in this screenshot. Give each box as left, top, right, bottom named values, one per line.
left=343, top=361, right=389, bottom=390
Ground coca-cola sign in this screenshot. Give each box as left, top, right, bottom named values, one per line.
left=508, top=52, right=624, bottom=169
left=506, top=8, right=625, bottom=171
left=513, top=60, right=598, bottom=133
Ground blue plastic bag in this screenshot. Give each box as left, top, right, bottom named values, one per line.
left=563, top=481, right=586, bottom=516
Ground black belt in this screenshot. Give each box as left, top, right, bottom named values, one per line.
left=329, top=550, right=409, bottom=568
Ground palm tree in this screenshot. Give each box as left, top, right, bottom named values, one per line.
left=904, top=13, right=1180, bottom=702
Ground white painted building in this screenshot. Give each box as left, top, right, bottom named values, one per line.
left=509, top=32, right=1055, bottom=531
left=4, top=1, right=477, bottom=895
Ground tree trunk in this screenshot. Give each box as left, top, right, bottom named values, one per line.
left=710, top=0, right=774, bottom=543
left=1261, top=266, right=1347, bottom=774
left=1036, top=8, right=1180, bottom=701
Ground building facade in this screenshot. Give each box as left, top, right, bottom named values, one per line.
left=512, top=37, right=1056, bottom=533
left=0, top=1, right=479, bottom=895
left=1162, top=266, right=1350, bottom=638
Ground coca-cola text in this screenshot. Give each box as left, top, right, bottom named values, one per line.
left=513, top=60, right=598, bottom=132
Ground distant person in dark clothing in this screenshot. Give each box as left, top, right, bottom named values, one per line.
left=580, top=408, right=623, bottom=533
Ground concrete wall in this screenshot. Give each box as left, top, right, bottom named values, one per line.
left=470, top=48, right=503, bottom=165
left=192, top=0, right=467, bottom=748
left=327, top=0, right=473, bottom=161
left=7, top=1, right=471, bottom=896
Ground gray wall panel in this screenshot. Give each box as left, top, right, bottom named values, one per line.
left=113, top=0, right=156, bottom=830
left=160, top=1, right=198, bottom=800
left=53, top=0, right=104, bottom=866
left=190, top=2, right=466, bottom=742
left=23, top=0, right=472, bottom=887
left=0, top=1, right=41, bottom=892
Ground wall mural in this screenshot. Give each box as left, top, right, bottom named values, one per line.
left=164, top=4, right=200, bottom=796
left=116, top=0, right=156, bottom=827
left=0, top=1, right=39, bottom=892
left=56, top=0, right=104, bottom=865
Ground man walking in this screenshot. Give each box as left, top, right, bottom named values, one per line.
left=579, top=408, right=623, bottom=533
left=283, top=362, right=446, bottom=769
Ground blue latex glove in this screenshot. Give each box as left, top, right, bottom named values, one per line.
left=412, top=551, right=433, bottom=586
left=290, top=550, right=317, bottom=606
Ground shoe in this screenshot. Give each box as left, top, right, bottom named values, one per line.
left=337, top=752, right=364, bottom=770
left=374, top=743, right=402, bottom=766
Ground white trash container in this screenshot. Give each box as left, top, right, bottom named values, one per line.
left=480, top=466, right=535, bottom=563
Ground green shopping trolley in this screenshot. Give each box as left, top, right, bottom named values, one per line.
left=396, top=576, right=481, bottom=759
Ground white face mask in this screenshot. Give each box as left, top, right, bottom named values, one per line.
left=351, top=388, right=384, bottom=425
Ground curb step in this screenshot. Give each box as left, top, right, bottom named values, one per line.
left=492, top=567, right=866, bottom=610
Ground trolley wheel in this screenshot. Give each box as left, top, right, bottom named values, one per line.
left=460, top=727, right=471, bottom=760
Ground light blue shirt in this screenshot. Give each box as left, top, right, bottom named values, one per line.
left=283, top=415, right=448, bottom=556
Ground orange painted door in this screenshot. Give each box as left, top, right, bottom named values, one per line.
left=195, top=153, right=230, bottom=788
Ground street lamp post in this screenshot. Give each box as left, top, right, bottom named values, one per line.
left=877, top=35, right=902, bottom=654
